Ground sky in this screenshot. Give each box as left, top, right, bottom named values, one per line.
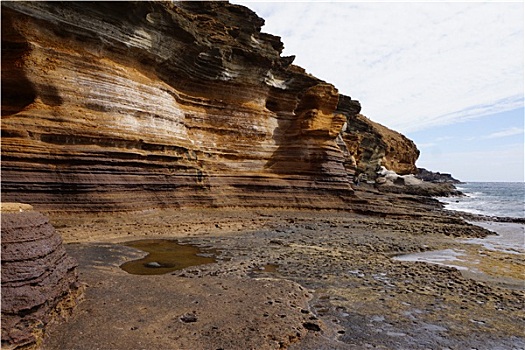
left=233, top=1, right=524, bottom=182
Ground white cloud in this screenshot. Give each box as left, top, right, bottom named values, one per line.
left=484, top=127, right=524, bottom=139
left=234, top=2, right=524, bottom=134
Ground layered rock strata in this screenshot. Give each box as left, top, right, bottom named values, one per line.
left=1, top=204, right=82, bottom=349
left=2, top=1, right=425, bottom=212
left=1, top=1, right=367, bottom=211
left=342, top=113, right=420, bottom=181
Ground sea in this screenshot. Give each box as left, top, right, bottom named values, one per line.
left=395, top=182, right=525, bottom=277
left=438, top=182, right=525, bottom=219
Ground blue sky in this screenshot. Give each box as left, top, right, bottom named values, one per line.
left=407, top=108, right=524, bottom=182
left=233, top=1, right=524, bottom=182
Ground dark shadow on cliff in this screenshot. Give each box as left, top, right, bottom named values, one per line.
left=1, top=9, right=37, bottom=116
left=264, top=87, right=326, bottom=178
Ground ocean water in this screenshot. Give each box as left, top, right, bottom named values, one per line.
left=396, top=182, right=524, bottom=286
left=438, top=182, right=525, bottom=219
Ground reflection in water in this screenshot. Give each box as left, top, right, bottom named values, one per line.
left=120, top=239, right=218, bottom=275
left=261, top=263, right=279, bottom=273
left=392, top=249, right=470, bottom=271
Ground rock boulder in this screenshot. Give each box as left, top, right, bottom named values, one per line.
left=1, top=204, right=83, bottom=349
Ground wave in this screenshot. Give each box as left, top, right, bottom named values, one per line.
left=439, top=182, right=525, bottom=219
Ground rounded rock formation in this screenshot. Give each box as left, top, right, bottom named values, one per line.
left=1, top=204, right=83, bottom=349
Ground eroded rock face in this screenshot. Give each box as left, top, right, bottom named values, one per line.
left=342, top=114, right=420, bottom=180
left=1, top=205, right=82, bottom=349
left=416, top=167, right=461, bottom=183
left=1, top=1, right=420, bottom=211
left=1, top=1, right=364, bottom=211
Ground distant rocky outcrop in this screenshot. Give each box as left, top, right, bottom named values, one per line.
left=1, top=1, right=425, bottom=211
left=416, top=168, right=461, bottom=184
left=1, top=204, right=83, bottom=349
left=374, top=167, right=462, bottom=197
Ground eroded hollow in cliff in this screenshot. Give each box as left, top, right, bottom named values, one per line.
left=120, top=239, right=218, bottom=275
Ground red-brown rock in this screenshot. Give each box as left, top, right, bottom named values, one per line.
left=1, top=204, right=82, bottom=349
left=342, top=114, right=420, bottom=180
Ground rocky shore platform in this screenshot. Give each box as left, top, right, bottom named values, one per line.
left=40, top=188, right=524, bottom=350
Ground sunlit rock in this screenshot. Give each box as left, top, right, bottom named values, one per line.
left=1, top=1, right=422, bottom=211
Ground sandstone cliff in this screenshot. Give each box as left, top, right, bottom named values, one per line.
left=1, top=1, right=422, bottom=212
left=1, top=1, right=363, bottom=211
left=342, top=114, right=420, bottom=181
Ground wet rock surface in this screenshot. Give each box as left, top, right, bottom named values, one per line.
left=43, top=243, right=317, bottom=350
left=42, top=192, right=524, bottom=349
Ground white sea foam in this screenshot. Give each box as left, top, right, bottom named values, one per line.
left=439, top=182, right=525, bottom=219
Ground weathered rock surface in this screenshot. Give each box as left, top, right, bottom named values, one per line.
left=342, top=113, right=420, bottom=180
left=1, top=1, right=367, bottom=212
left=1, top=204, right=82, bottom=349
left=373, top=167, right=463, bottom=197
left=41, top=207, right=524, bottom=350
left=416, top=167, right=461, bottom=183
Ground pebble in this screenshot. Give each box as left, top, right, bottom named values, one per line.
left=145, top=262, right=162, bottom=268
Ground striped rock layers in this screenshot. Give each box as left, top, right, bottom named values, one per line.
left=1, top=1, right=417, bottom=212
left=1, top=206, right=82, bottom=349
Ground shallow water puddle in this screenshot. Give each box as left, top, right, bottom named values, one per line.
left=261, top=263, right=279, bottom=272
left=393, top=222, right=524, bottom=274
left=392, top=249, right=472, bottom=271
left=120, top=239, right=218, bottom=275
left=463, top=221, right=525, bottom=255
left=392, top=224, right=525, bottom=288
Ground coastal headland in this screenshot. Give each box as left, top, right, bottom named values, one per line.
left=1, top=1, right=523, bottom=349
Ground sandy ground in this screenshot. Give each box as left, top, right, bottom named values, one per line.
left=41, top=190, right=524, bottom=349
